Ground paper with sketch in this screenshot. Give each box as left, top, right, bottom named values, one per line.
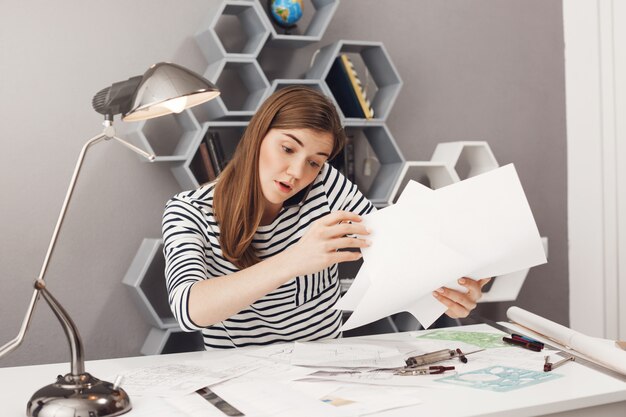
left=113, top=354, right=259, bottom=397
left=336, top=164, right=546, bottom=330
left=291, top=341, right=406, bottom=368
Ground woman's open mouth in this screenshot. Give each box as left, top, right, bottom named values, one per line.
left=275, top=181, right=293, bottom=194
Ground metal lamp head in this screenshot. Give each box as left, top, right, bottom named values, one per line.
left=91, top=62, right=220, bottom=122
left=122, top=62, right=220, bottom=121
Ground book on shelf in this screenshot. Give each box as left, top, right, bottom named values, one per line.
left=190, top=142, right=216, bottom=185
left=325, top=54, right=374, bottom=119
left=204, top=131, right=226, bottom=175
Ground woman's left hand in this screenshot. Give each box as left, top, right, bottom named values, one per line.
left=433, top=277, right=492, bottom=318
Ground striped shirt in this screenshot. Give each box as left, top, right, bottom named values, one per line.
left=162, top=163, right=375, bottom=349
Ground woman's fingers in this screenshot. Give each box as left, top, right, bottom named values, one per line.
left=320, top=210, right=363, bottom=226
left=457, top=277, right=483, bottom=302
left=328, top=237, right=371, bottom=251
left=433, top=286, right=477, bottom=318
left=324, top=222, right=370, bottom=238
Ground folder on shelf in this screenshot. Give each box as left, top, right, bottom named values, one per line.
left=326, top=54, right=374, bottom=119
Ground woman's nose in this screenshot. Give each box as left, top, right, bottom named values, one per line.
left=286, top=160, right=305, bottom=179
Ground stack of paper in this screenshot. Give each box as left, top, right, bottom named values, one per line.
left=336, top=164, right=547, bottom=329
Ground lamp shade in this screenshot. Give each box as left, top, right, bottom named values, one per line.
left=122, top=62, right=220, bottom=122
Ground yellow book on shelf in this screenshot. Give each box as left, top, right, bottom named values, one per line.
left=339, top=54, right=374, bottom=119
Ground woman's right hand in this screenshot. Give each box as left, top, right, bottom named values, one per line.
left=282, top=210, right=371, bottom=277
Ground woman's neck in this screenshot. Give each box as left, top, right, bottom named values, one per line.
left=260, top=202, right=282, bottom=225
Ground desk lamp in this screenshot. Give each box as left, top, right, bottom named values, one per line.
left=0, top=62, right=219, bottom=417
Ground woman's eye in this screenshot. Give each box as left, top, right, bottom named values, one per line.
left=282, top=146, right=293, bottom=154
left=308, top=160, right=321, bottom=168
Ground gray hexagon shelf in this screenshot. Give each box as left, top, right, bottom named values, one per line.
left=123, top=238, right=179, bottom=329
left=387, top=161, right=460, bottom=205
left=306, top=40, right=402, bottom=123
left=261, top=0, right=340, bottom=48
left=124, top=109, right=203, bottom=162
left=430, top=141, right=499, bottom=180
left=266, top=78, right=327, bottom=96
left=172, top=121, right=248, bottom=190
left=194, top=57, right=270, bottom=121
left=196, top=0, right=269, bottom=61
left=344, top=123, right=404, bottom=207
left=142, top=327, right=204, bottom=356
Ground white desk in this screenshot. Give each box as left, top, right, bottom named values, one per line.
left=1, top=325, right=625, bottom=417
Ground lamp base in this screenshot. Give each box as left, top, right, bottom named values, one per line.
left=27, top=372, right=131, bottom=417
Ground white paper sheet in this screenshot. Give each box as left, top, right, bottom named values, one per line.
left=113, top=354, right=259, bottom=397
left=336, top=164, right=546, bottom=330
left=291, top=341, right=406, bottom=368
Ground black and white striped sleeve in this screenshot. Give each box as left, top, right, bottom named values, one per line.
left=162, top=197, right=210, bottom=332
left=322, top=164, right=376, bottom=216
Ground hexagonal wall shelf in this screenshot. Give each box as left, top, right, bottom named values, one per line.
left=261, top=0, right=340, bottom=48
left=344, top=123, right=404, bottom=207
left=388, top=161, right=460, bottom=205
left=430, top=141, right=499, bottom=180
left=266, top=78, right=327, bottom=96
left=195, top=58, right=270, bottom=120
left=123, top=238, right=179, bottom=329
left=172, top=121, right=248, bottom=190
left=124, top=109, right=203, bottom=162
left=141, top=327, right=204, bottom=355
left=306, top=40, right=402, bottom=123
left=479, top=237, right=548, bottom=302
left=196, top=0, right=269, bottom=61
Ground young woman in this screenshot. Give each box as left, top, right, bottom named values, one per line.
left=162, top=86, right=489, bottom=349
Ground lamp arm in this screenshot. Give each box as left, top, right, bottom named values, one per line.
left=35, top=280, right=85, bottom=376
left=0, top=121, right=155, bottom=361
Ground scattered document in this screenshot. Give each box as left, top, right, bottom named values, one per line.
left=210, top=379, right=342, bottom=417
left=291, top=341, right=406, bottom=368
left=317, top=384, right=423, bottom=415
left=337, top=164, right=547, bottom=329
left=113, top=354, right=259, bottom=397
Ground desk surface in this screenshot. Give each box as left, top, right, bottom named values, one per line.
left=2, top=325, right=625, bottom=417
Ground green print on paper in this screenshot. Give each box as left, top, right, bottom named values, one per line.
left=417, top=330, right=508, bottom=349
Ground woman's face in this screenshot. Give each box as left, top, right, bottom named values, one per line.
left=258, top=127, right=333, bottom=210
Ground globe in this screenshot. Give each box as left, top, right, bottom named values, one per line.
left=269, top=0, right=303, bottom=29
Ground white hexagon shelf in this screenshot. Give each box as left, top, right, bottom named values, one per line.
left=430, top=141, right=499, bottom=180
left=387, top=161, right=460, bottom=205
left=195, top=58, right=270, bottom=121
left=123, top=238, right=179, bottom=329
left=141, top=327, right=204, bottom=355
left=306, top=40, right=402, bottom=123
left=172, top=121, right=248, bottom=190
left=124, top=109, right=202, bottom=162
left=261, top=0, right=340, bottom=48
left=479, top=237, right=548, bottom=302
left=196, top=0, right=270, bottom=61
left=344, top=123, right=404, bottom=207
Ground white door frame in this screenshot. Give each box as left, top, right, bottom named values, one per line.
left=564, top=0, right=625, bottom=339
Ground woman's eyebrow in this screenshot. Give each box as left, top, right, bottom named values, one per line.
left=284, top=133, right=330, bottom=157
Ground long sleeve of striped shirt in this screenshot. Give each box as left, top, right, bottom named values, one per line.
left=162, top=163, right=376, bottom=348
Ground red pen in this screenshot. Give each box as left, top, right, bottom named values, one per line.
left=502, top=336, right=543, bottom=352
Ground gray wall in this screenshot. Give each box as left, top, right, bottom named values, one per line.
left=0, top=0, right=566, bottom=367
